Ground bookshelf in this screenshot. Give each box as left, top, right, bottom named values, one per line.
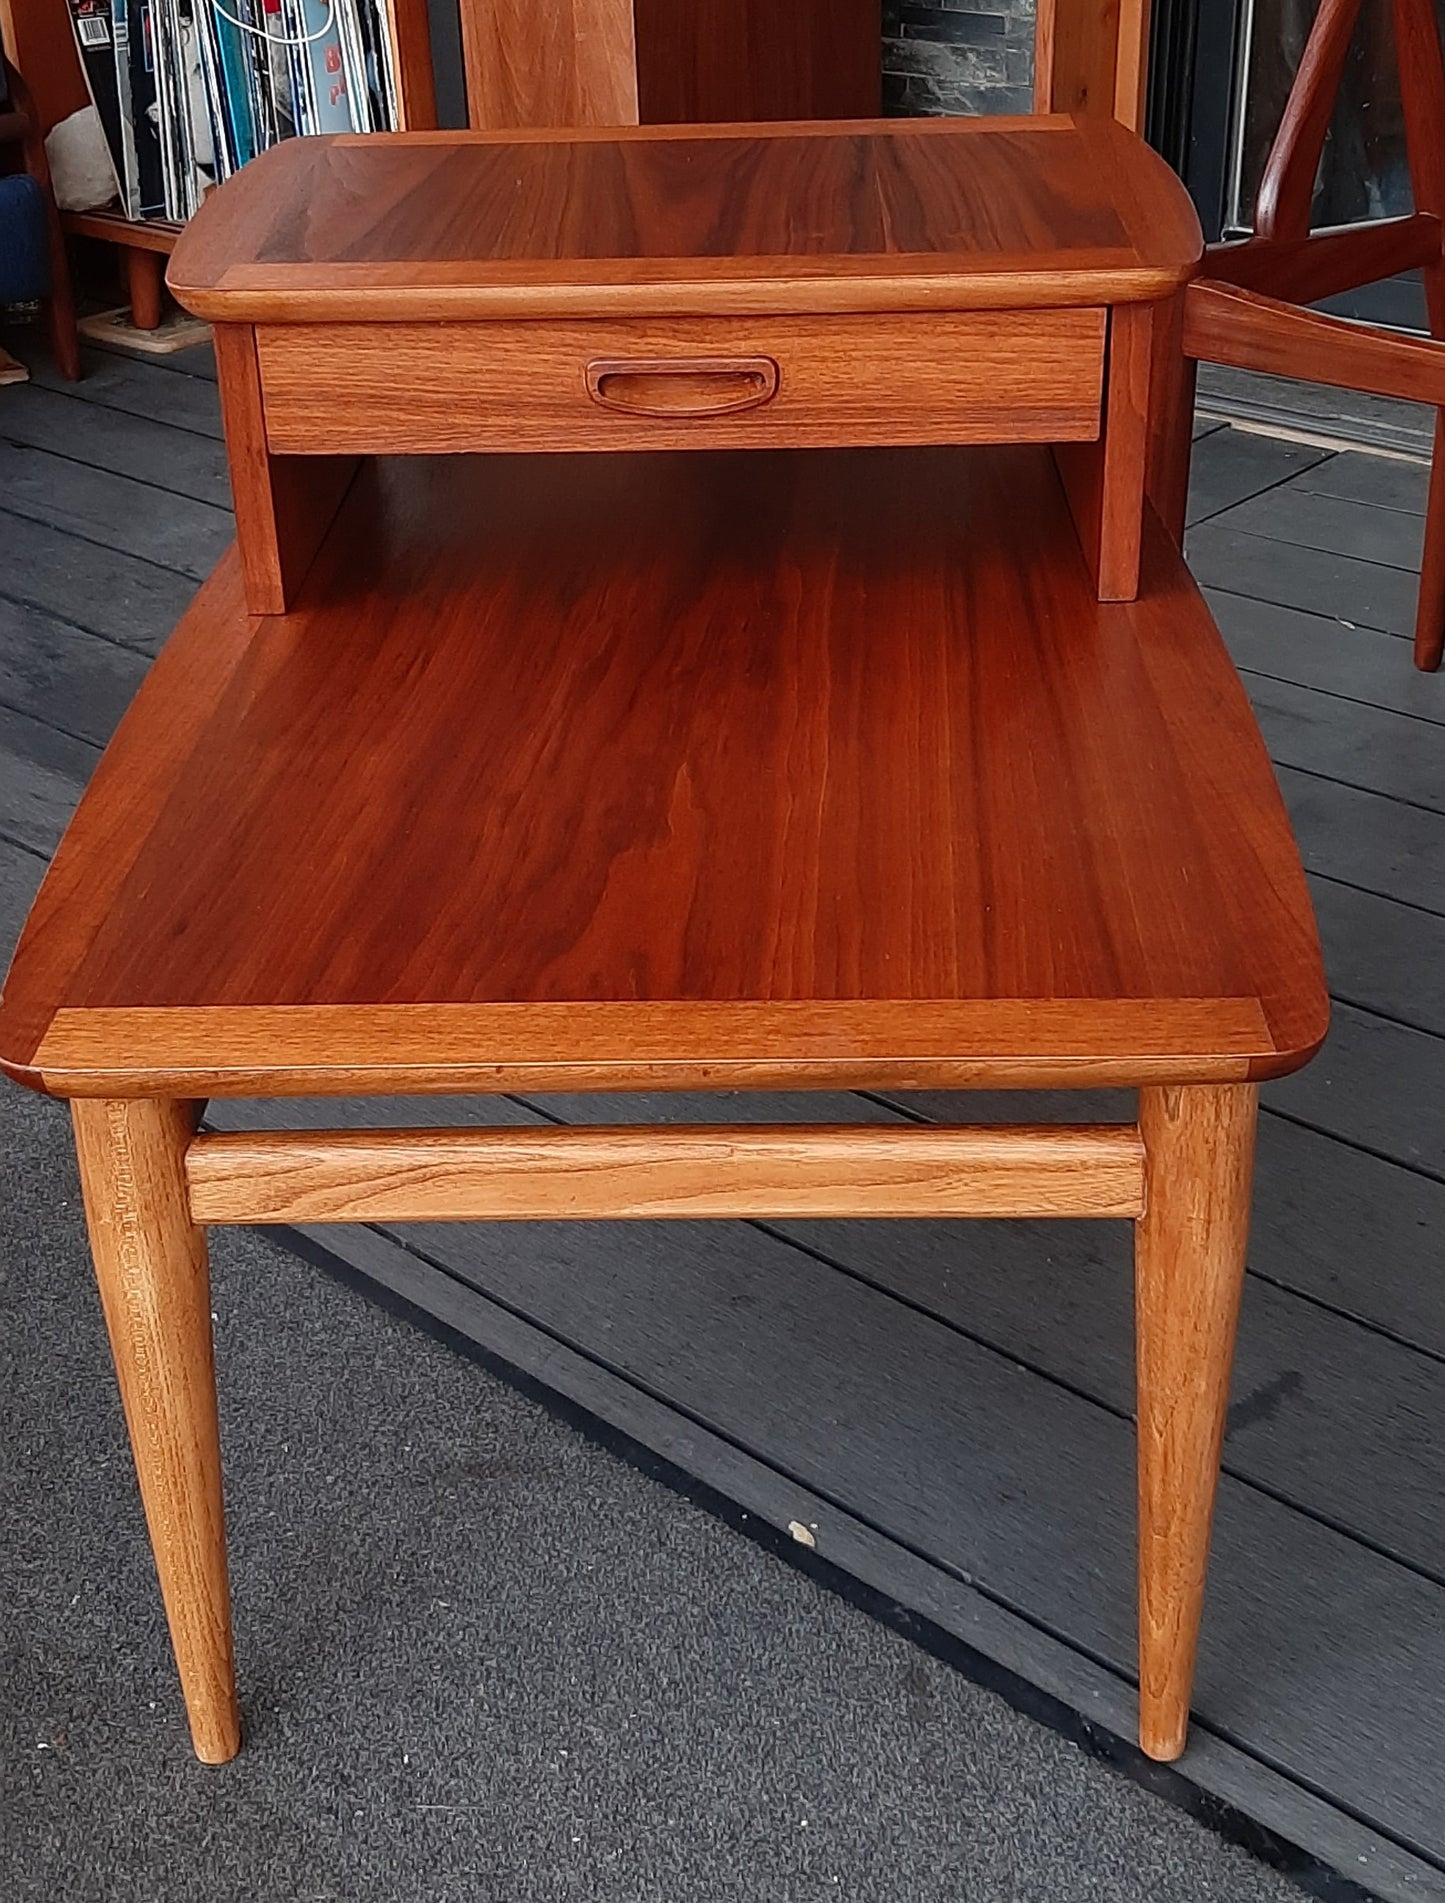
left=0, top=0, right=437, bottom=330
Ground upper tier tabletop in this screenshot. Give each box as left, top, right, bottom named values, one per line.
left=0, top=444, right=1325, bottom=1099
left=167, top=117, right=1203, bottom=323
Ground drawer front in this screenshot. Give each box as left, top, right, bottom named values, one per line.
left=256, top=310, right=1105, bottom=454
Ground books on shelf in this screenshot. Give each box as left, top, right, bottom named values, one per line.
left=64, top=0, right=401, bottom=224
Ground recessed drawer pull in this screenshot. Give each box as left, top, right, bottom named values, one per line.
left=585, top=356, right=780, bottom=418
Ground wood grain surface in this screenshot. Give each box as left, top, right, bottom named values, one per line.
left=1135, top=1082, right=1258, bottom=1761
left=71, top=1097, right=240, bottom=1763
left=632, top=0, right=881, bottom=124
left=254, top=310, right=1106, bottom=455
left=1202, top=214, right=1440, bottom=304
left=0, top=444, right=1326, bottom=1097
left=460, top=0, right=638, bottom=131
left=16, top=1001, right=1276, bottom=1097
left=185, top=1123, right=1148, bottom=1223
left=166, top=118, right=1202, bottom=324
left=211, top=324, right=358, bottom=614
left=1184, top=282, right=1445, bottom=407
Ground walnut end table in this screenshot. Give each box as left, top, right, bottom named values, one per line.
left=0, top=119, right=1326, bottom=1770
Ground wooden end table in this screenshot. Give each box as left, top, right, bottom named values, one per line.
left=0, top=119, right=1327, bottom=1771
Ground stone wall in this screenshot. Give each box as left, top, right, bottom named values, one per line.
left=882, top=0, right=1036, bottom=117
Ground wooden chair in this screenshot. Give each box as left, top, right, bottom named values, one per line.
left=1158, top=0, right=1445, bottom=671
left=0, top=51, right=80, bottom=380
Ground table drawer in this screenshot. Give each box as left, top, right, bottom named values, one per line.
left=256, top=311, right=1106, bottom=454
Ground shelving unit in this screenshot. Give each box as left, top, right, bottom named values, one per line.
left=0, top=0, right=437, bottom=331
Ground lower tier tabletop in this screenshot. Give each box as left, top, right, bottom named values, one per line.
left=0, top=444, right=1327, bottom=1098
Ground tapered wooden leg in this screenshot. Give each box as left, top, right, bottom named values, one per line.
left=71, top=1098, right=240, bottom=1764
left=1414, top=413, right=1445, bottom=671
left=1134, top=1082, right=1257, bottom=1761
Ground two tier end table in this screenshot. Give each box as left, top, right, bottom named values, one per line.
left=0, top=117, right=1327, bottom=1769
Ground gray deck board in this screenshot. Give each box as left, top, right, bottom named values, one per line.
left=1206, top=590, right=1445, bottom=721
left=335, top=1205, right=1445, bottom=1865
left=0, top=508, right=195, bottom=653
left=0, top=595, right=150, bottom=748
left=1275, top=764, right=1445, bottom=914
left=1265, top=999, right=1444, bottom=1172
left=258, top=1211, right=1445, bottom=1903
left=5, top=355, right=1445, bottom=1901
left=1186, top=520, right=1421, bottom=636
left=1293, top=450, right=1431, bottom=514
left=1186, top=429, right=1331, bottom=526
left=0, top=439, right=232, bottom=578
left=1207, top=485, right=1427, bottom=571
left=20, top=344, right=227, bottom=437
left=1306, top=874, right=1445, bottom=1032
left=1248, top=675, right=1445, bottom=814
left=0, top=379, right=231, bottom=506
left=0, top=700, right=99, bottom=857
left=394, top=1090, right=1445, bottom=1579
left=0, top=832, right=45, bottom=967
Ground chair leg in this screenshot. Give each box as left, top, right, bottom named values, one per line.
left=41, top=187, right=81, bottom=381
left=1134, top=1082, right=1257, bottom=1761
left=71, top=1097, right=240, bottom=1764
left=1146, top=299, right=1197, bottom=547
left=1415, top=413, right=1445, bottom=671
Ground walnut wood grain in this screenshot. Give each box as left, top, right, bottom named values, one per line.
left=211, top=324, right=358, bottom=616
left=1202, top=214, right=1441, bottom=304
left=1184, top=282, right=1445, bottom=407
left=185, top=1124, right=1147, bottom=1224
left=460, top=0, right=638, bottom=131
left=0, top=445, right=1327, bottom=1100
left=26, top=1002, right=1271, bottom=1098
left=632, top=0, right=881, bottom=123
left=382, top=0, right=438, bottom=129
left=1033, top=0, right=1151, bottom=129
left=1135, top=1083, right=1258, bottom=1762
left=166, top=118, right=1201, bottom=326
left=1096, top=300, right=1156, bottom=598
left=254, top=311, right=1106, bottom=456
left=71, top=1098, right=239, bottom=1764
left=1054, top=298, right=1158, bottom=601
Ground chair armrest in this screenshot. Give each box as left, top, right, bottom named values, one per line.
left=1204, top=213, right=1441, bottom=304
left=1184, top=278, right=1445, bottom=407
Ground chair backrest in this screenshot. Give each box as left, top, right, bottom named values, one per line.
left=455, top=0, right=882, bottom=131
left=1254, top=0, right=1445, bottom=255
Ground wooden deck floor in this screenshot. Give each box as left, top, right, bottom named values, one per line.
left=1, top=337, right=1442, bottom=1901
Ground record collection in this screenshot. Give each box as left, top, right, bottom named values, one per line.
left=64, top=0, right=399, bottom=221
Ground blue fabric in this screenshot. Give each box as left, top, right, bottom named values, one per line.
left=0, top=173, right=50, bottom=303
